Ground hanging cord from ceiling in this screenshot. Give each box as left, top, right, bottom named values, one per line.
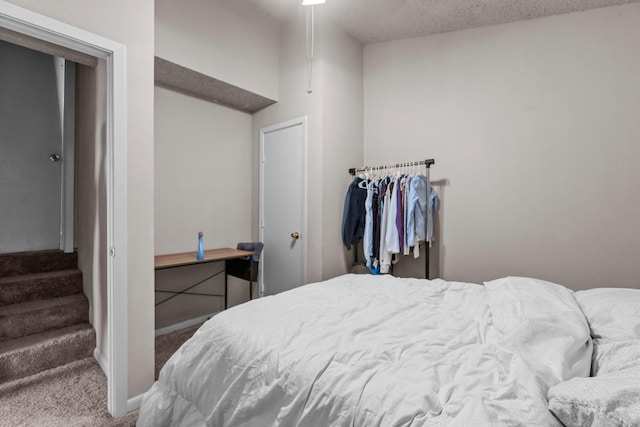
left=305, top=4, right=315, bottom=94
left=301, top=0, right=325, bottom=94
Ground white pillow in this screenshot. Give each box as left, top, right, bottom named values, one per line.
left=483, top=276, right=592, bottom=383
left=484, top=276, right=588, bottom=335
left=575, top=288, right=640, bottom=376
left=574, top=288, right=640, bottom=341
left=592, top=340, right=640, bottom=376
left=548, top=287, right=640, bottom=426
left=548, top=368, right=640, bottom=427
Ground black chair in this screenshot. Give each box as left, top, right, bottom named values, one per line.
left=225, top=242, right=264, bottom=308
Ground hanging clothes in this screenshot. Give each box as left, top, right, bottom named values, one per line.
left=343, top=163, right=438, bottom=275
left=385, top=178, right=400, bottom=255
left=363, top=181, right=377, bottom=269
left=406, top=174, right=427, bottom=249
left=372, top=179, right=385, bottom=272
left=341, top=178, right=367, bottom=250
left=402, top=175, right=412, bottom=256
left=396, top=175, right=407, bottom=255
left=379, top=179, right=393, bottom=274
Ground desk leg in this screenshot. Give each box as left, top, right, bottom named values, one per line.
left=224, top=261, right=228, bottom=310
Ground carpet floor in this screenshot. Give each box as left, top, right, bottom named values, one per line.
left=155, top=323, right=201, bottom=380
left=0, top=358, right=138, bottom=427
left=0, top=323, right=202, bottom=426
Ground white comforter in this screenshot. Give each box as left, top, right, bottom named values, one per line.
left=138, top=275, right=592, bottom=426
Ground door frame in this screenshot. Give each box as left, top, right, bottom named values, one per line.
left=0, top=1, right=129, bottom=417
left=259, top=116, right=308, bottom=296
left=60, top=59, right=76, bottom=253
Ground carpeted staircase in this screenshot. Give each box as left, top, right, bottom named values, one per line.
left=0, top=250, right=95, bottom=384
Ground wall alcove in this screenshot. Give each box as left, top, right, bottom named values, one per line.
left=154, top=56, right=276, bottom=114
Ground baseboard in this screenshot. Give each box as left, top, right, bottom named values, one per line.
left=93, top=347, right=108, bottom=377
left=94, top=346, right=144, bottom=413
left=127, top=392, right=145, bottom=412
left=155, top=312, right=219, bottom=337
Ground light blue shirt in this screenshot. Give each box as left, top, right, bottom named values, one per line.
left=406, top=175, right=427, bottom=247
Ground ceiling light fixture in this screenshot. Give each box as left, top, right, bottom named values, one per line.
left=302, top=0, right=325, bottom=5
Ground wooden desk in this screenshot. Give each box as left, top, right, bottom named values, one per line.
left=154, top=248, right=254, bottom=309
left=155, top=248, right=253, bottom=270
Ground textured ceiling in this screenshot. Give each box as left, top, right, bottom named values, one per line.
left=248, top=0, right=640, bottom=44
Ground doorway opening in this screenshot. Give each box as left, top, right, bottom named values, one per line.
left=0, top=1, right=128, bottom=417
left=0, top=40, right=76, bottom=254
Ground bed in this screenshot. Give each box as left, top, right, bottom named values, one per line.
left=137, top=274, right=640, bottom=426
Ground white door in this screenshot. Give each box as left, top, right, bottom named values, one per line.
left=0, top=41, right=69, bottom=253
left=260, top=117, right=306, bottom=296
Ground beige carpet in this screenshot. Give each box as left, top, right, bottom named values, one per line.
left=0, top=357, right=138, bottom=427
left=155, top=323, right=201, bottom=379
left=1, top=323, right=203, bottom=426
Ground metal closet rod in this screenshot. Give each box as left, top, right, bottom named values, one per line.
left=349, top=158, right=435, bottom=176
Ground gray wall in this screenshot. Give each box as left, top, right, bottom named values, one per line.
left=363, top=3, right=640, bottom=290
left=154, top=86, right=253, bottom=255
left=154, top=85, right=255, bottom=326
left=253, top=10, right=364, bottom=283
left=155, top=0, right=280, bottom=102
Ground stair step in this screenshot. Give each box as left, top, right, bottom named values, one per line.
left=0, top=294, right=89, bottom=342
left=0, top=323, right=95, bottom=383
left=0, top=269, right=83, bottom=307
left=0, top=250, right=77, bottom=278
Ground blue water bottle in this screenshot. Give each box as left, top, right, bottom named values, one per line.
left=197, top=231, right=205, bottom=260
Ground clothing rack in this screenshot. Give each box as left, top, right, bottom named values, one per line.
left=347, top=158, right=435, bottom=280
left=349, top=158, right=434, bottom=177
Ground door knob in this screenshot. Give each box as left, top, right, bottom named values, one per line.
left=49, top=153, right=61, bottom=162
left=291, top=232, right=300, bottom=239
